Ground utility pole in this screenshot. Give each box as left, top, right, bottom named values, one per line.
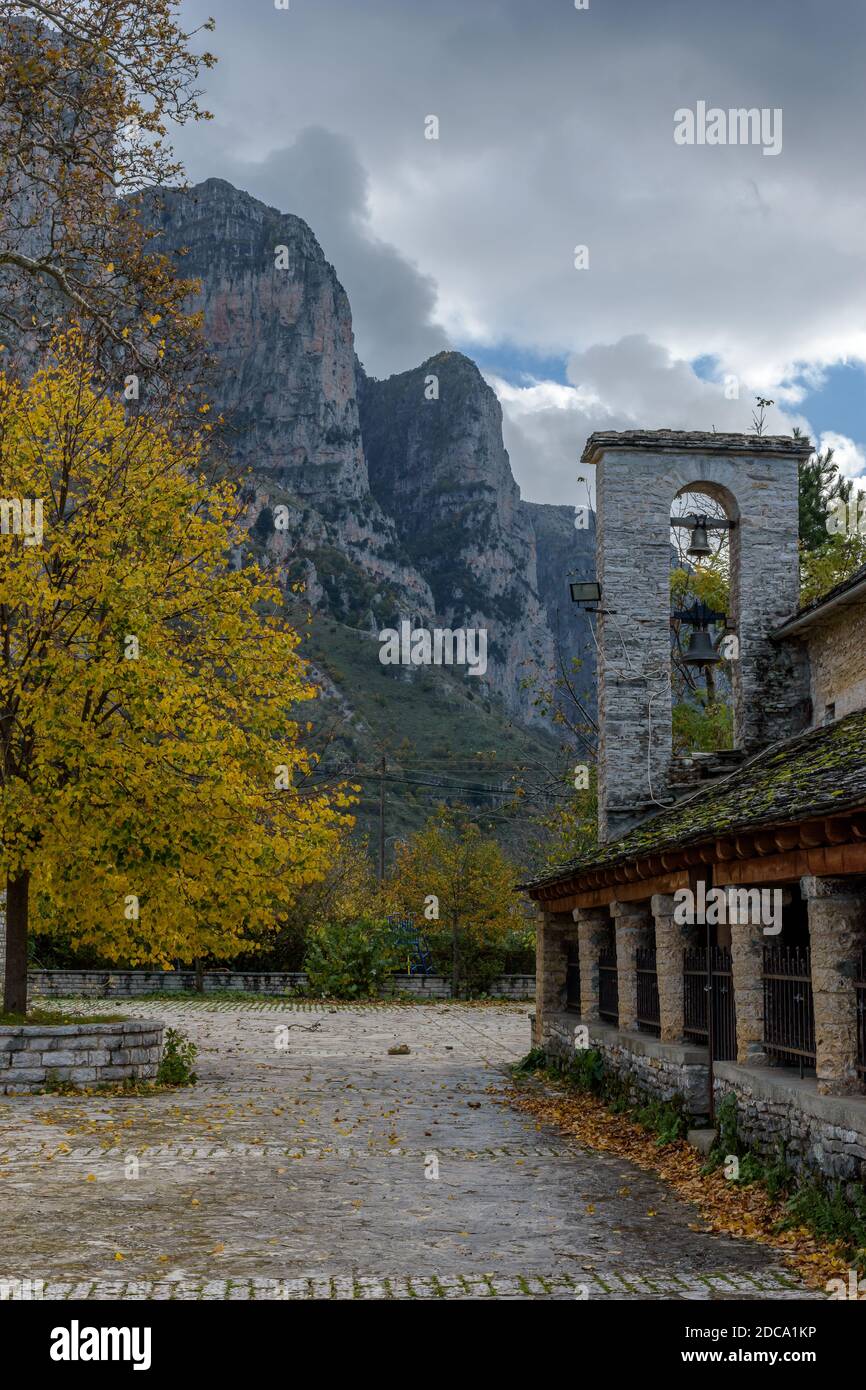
left=378, top=754, right=385, bottom=883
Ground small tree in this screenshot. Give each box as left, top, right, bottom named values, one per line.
left=235, top=838, right=377, bottom=971
left=0, top=331, right=351, bottom=1011
left=385, top=807, right=531, bottom=996
left=798, top=442, right=852, bottom=553
left=800, top=530, right=866, bottom=605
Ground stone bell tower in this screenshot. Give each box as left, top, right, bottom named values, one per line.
left=584, top=431, right=812, bottom=842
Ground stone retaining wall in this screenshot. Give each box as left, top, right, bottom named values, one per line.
left=28, top=970, right=535, bottom=1000
left=0, top=1019, right=164, bottom=1093
left=544, top=1011, right=711, bottom=1115
left=714, top=1062, right=866, bottom=1184
left=541, top=1011, right=866, bottom=1183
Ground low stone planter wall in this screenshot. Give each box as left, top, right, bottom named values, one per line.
left=715, top=1062, right=866, bottom=1184
left=0, top=1020, right=164, bottom=1093
left=543, top=1011, right=711, bottom=1115
left=28, top=969, right=536, bottom=1000
left=29, top=970, right=308, bottom=998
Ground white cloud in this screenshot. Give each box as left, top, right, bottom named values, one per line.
left=488, top=337, right=813, bottom=505
left=819, top=432, right=866, bottom=481
left=171, top=0, right=866, bottom=494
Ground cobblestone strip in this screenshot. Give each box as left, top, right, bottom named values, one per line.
left=35, top=996, right=529, bottom=1017
left=15, top=1270, right=816, bottom=1301
left=0, top=1141, right=573, bottom=1163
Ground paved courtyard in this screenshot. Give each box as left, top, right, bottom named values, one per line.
left=0, top=999, right=817, bottom=1300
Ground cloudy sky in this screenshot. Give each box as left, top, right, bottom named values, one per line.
left=173, top=0, right=866, bottom=505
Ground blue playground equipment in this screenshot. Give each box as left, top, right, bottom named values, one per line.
left=387, top=915, right=434, bottom=975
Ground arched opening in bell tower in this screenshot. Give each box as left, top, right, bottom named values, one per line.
left=669, top=481, right=739, bottom=757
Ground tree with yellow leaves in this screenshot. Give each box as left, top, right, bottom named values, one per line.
left=384, top=807, right=532, bottom=997
left=0, top=331, right=352, bottom=1011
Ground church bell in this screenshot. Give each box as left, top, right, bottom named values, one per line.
left=686, top=516, right=712, bottom=558
left=682, top=626, right=720, bottom=666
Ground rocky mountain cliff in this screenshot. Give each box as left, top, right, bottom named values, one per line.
left=145, top=178, right=596, bottom=730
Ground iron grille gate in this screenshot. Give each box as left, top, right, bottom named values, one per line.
left=566, top=942, right=581, bottom=1013
left=762, top=944, right=815, bottom=1074
left=683, top=946, right=737, bottom=1061
left=857, top=948, right=866, bottom=1093
left=598, top=944, right=618, bottom=1025
left=635, top=946, right=660, bottom=1035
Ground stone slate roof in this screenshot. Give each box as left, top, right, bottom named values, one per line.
left=774, top=562, right=866, bottom=637
left=523, top=708, right=866, bottom=892
left=581, top=430, right=812, bottom=465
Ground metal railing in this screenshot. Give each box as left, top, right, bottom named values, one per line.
left=856, top=947, right=866, bottom=1092
left=635, top=946, right=660, bottom=1035
left=566, top=942, right=581, bottom=1014
left=683, top=946, right=737, bottom=1061
left=598, top=943, right=618, bottom=1026
left=762, top=944, right=815, bottom=1074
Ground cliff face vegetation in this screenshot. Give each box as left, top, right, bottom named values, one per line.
left=145, top=178, right=596, bottom=849
left=147, top=176, right=594, bottom=728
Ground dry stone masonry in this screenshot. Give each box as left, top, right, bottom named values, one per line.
left=28, top=969, right=534, bottom=1001
left=587, top=432, right=811, bottom=840
left=526, top=428, right=866, bottom=1192
left=0, top=1019, right=163, bottom=1093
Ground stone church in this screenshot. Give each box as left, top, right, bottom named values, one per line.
left=524, top=430, right=866, bottom=1181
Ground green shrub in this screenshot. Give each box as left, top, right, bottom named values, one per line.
left=716, top=1090, right=739, bottom=1157
left=304, top=916, right=399, bottom=999
left=634, top=1096, right=689, bottom=1146
left=512, top=1046, right=547, bottom=1075
left=157, top=1028, right=198, bottom=1086
left=567, top=1047, right=606, bottom=1095
left=780, top=1179, right=866, bottom=1270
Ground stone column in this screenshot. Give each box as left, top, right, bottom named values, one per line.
left=729, top=918, right=767, bottom=1065
left=574, top=905, right=612, bottom=1022
left=611, top=900, right=653, bottom=1032
left=653, top=893, right=700, bottom=1042
left=534, top=908, right=570, bottom=1045
left=802, top=876, right=866, bottom=1096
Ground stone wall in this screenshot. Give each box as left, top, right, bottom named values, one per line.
left=538, top=1012, right=866, bottom=1184
left=0, top=1019, right=163, bottom=1093
left=29, top=969, right=308, bottom=998
left=589, top=432, right=811, bottom=840
left=543, top=1011, right=711, bottom=1115
left=28, top=969, right=535, bottom=1000
left=806, top=600, right=866, bottom=725
left=715, top=1061, right=866, bottom=1185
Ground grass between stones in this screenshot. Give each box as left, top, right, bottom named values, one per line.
left=506, top=1055, right=857, bottom=1294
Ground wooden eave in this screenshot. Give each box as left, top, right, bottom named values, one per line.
left=530, top=807, right=866, bottom=915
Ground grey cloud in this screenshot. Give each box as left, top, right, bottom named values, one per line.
left=171, top=0, right=866, bottom=489
left=178, top=124, right=448, bottom=377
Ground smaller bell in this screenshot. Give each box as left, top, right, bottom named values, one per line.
left=682, top=626, right=720, bottom=666
left=686, top=516, right=712, bottom=558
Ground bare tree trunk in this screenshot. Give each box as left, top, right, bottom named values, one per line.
left=194, top=957, right=204, bottom=994
left=3, top=870, right=30, bottom=1015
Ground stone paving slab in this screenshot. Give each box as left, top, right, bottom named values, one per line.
left=0, top=999, right=824, bottom=1301
left=25, top=1268, right=808, bottom=1301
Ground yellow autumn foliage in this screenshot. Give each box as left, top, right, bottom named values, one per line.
left=0, top=331, right=352, bottom=967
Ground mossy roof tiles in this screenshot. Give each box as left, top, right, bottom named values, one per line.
left=524, top=708, right=866, bottom=892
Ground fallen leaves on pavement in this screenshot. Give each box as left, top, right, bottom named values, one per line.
left=505, top=1076, right=848, bottom=1292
